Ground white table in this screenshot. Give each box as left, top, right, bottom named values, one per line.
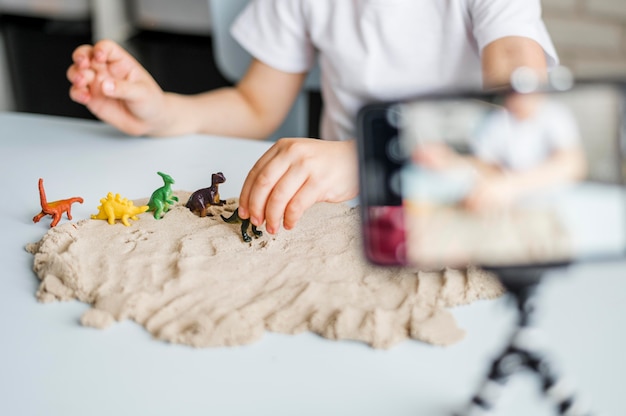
left=1, top=112, right=625, bottom=416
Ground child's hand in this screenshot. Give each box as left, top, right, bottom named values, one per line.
left=238, top=138, right=359, bottom=234
left=67, top=40, right=166, bottom=136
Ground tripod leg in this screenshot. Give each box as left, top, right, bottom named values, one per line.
left=460, top=345, right=526, bottom=415
left=528, top=351, right=593, bottom=416
left=459, top=344, right=592, bottom=416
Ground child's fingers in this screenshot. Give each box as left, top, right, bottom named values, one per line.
left=97, top=76, right=152, bottom=102
left=92, top=39, right=128, bottom=64
left=69, top=84, right=91, bottom=105
left=242, top=155, right=291, bottom=228
left=262, top=165, right=310, bottom=234
left=241, top=139, right=358, bottom=233
left=67, top=65, right=96, bottom=88
left=71, top=44, right=94, bottom=68
left=241, top=138, right=341, bottom=230
left=92, top=39, right=142, bottom=79
left=282, top=179, right=319, bottom=230
left=68, top=45, right=95, bottom=95
left=238, top=144, right=280, bottom=220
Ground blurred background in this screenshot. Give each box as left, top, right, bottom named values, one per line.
left=0, top=0, right=624, bottom=137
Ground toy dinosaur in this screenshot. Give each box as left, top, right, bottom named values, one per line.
left=147, top=171, right=179, bottom=219
left=32, top=178, right=84, bottom=228
left=221, top=208, right=263, bottom=243
left=91, top=192, right=149, bottom=226
left=186, top=172, right=227, bottom=217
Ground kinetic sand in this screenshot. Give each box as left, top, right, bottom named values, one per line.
left=26, top=193, right=503, bottom=349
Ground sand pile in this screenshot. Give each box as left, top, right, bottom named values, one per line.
left=26, top=192, right=503, bottom=349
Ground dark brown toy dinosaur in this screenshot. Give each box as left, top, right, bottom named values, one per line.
left=185, top=172, right=226, bottom=217
left=221, top=208, right=263, bottom=243
left=33, top=178, right=84, bottom=227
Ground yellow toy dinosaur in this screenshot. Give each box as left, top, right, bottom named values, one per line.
left=91, top=192, right=149, bottom=226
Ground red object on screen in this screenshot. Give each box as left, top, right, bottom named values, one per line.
left=363, top=205, right=407, bottom=265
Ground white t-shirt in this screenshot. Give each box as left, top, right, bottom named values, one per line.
left=231, top=0, right=558, bottom=141
left=472, top=99, right=581, bottom=171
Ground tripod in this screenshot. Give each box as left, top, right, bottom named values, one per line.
left=458, top=266, right=593, bottom=416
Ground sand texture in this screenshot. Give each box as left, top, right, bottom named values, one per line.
left=26, top=192, right=504, bottom=349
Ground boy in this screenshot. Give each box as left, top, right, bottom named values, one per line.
left=67, top=0, right=557, bottom=234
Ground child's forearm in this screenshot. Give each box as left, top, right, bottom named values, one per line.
left=504, top=149, right=587, bottom=195
left=158, top=88, right=279, bottom=139
left=153, top=59, right=307, bottom=139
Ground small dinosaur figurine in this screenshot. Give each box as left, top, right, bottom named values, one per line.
left=91, top=192, right=149, bottom=226
left=33, top=178, right=84, bottom=228
left=148, top=171, right=179, bottom=219
left=186, top=172, right=227, bottom=217
left=221, top=208, right=263, bottom=243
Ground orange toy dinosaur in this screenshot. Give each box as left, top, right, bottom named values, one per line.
left=33, top=178, right=84, bottom=227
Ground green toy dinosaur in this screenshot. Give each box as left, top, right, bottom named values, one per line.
left=148, top=171, right=179, bottom=219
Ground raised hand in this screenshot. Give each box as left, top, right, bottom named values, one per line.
left=67, top=40, right=167, bottom=136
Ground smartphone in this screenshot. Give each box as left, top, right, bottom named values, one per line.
left=357, top=81, right=626, bottom=269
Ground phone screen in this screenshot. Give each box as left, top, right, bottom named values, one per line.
left=357, top=82, right=626, bottom=268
